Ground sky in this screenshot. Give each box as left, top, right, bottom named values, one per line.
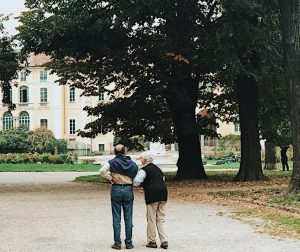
left=1, top=0, right=25, bottom=35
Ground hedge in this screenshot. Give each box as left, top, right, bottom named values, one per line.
left=0, top=153, right=75, bottom=164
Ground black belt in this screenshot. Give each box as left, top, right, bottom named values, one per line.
left=112, top=184, right=132, bottom=186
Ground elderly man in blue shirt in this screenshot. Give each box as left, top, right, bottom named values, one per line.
left=100, top=144, right=138, bottom=250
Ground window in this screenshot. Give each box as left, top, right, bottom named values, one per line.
left=40, top=70, right=47, bottom=82
left=21, top=72, right=26, bottom=82
left=19, top=86, right=29, bottom=103
left=40, top=119, right=48, bottom=129
left=19, top=111, right=30, bottom=129
left=69, top=119, right=76, bottom=135
left=3, top=112, right=13, bottom=130
left=99, top=92, right=105, bottom=101
left=40, top=88, right=48, bottom=103
left=234, top=122, right=240, bottom=133
left=98, top=144, right=105, bottom=152
left=69, top=87, right=75, bottom=102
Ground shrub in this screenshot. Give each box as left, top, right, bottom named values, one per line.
left=48, top=154, right=61, bottom=164
left=39, top=153, right=52, bottom=163
left=0, top=154, right=6, bottom=163
left=0, top=153, right=76, bottom=164
left=59, top=154, right=74, bottom=164
left=15, top=154, right=24, bottom=164
left=5, top=153, right=17, bottom=163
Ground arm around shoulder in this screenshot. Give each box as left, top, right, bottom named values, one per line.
left=133, top=169, right=147, bottom=186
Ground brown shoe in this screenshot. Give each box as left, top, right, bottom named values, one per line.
left=146, top=242, right=157, bottom=248
left=160, top=241, right=168, bottom=249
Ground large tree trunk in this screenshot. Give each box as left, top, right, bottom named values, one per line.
left=174, top=115, right=207, bottom=180
left=166, top=61, right=207, bottom=180
left=264, top=140, right=276, bottom=170
left=234, top=76, right=265, bottom=181
left=279, top=1, right=300, bottom=193
left=164, top=0, right=207, bottom=180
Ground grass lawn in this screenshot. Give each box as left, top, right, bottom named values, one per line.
left=0, top=163, right=100, bottom=172
left=205, top=162, right=240, bottom=169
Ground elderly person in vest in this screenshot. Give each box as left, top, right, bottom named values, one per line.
left=134, top=151, right=168, bottom=249
left=100, top=144, right=138, bottom=250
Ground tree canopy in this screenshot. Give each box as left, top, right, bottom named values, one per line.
left=17, top=0, right=290, bottom=181
left=18, top=0, right=224, bottom=179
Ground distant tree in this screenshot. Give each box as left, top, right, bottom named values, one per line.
left=0, top=14, right=20, bottom=109
left=28, top=128, right=57, bottom=154
left=256, top=6, right=291, bottom=170
left=54, top=139, right=68, bottom=154
left=201, top=0, right=282, bottom=181
left=0, top=126, right=31, bottom=153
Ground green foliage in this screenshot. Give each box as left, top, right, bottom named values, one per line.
left=218, top=134, right=241, bottom=151
left=0, top=152, right=75, bottom=164
left=113, top=135, right=149, bottom=151
left=0, top=14, right=21, bottom=109
left=18, top=0, right=221, bottom=144
left=0, top=126, right=31, bottom=153
left=199, top=1, right=284, bottom=120
left=0, top=127, right=69, bottom=154
left=54, top=139, right=68, bottom=154
left=28, top=128, right=57, bottom=154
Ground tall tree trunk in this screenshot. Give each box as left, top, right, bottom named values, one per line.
left=264, top=140, right=276, bottom=170
left=174, top=114, right=207, bottom=180
left=166, top=60, right=207, bottom=180
left=279, top=1, right=300, bottom=193
left=234, top=76, right=265, bottom=181
left=164, top=0, right=207, bottom=180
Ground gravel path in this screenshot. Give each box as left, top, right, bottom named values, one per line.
left=0, top=172, right=300, bottom=252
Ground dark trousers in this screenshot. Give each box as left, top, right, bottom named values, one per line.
left=281, top=158, right=289, bottom=171
left=111, top=186, right=134, bottom=246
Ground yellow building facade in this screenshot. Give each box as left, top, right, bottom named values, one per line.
left=0, top=55, right=114, bottom=154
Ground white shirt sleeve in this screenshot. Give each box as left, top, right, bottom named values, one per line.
left=99, top=162, right=112, bottom=181
left=133, top=169, right=147, bottom=186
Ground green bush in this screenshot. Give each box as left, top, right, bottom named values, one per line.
left=5, top=153, right=17, bottom=163
left=0, top=127, right=69, bottom=155
left=48, top=154, right=61, bottom=164
left=0, top=154, right=6, bottom=163
left=59, top=154, right=74, bottom=164
left=15, top=154, right=24, bottom=164
left=39, top=153, right=52, bottom=163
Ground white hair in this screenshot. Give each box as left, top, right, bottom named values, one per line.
left=140, top=151, right=153, bottom=164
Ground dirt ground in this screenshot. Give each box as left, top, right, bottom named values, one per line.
left=1, top=172, right=300, bottom=252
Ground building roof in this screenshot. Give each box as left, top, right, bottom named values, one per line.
left=27, top=54, right=51, bottom=67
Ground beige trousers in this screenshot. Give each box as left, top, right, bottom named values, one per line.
left=146, top=201, right=167, bottom=244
